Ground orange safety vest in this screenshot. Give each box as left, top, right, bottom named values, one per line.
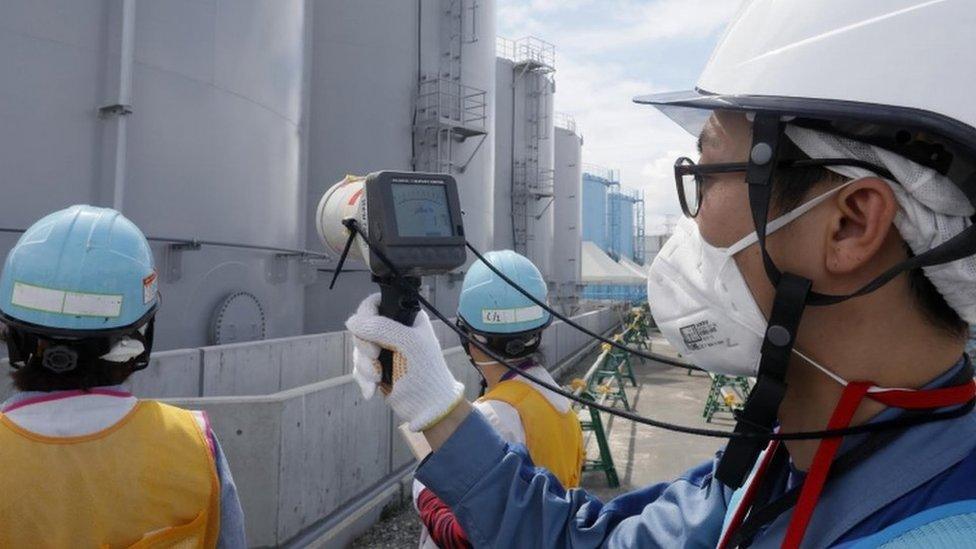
left=480, top=380, right=585, bottom=488
left=0, top=400, right=220, bottom=548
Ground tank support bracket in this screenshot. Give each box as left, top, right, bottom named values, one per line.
left=266, top=254, right=291, bottom=284
left=163, top=241, right=201, bottom=283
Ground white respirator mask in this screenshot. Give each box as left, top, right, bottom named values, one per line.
left=648, top=181, right=851, bottom=376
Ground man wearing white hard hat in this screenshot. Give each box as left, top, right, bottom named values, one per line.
left=347, top=1, right=976, bottom=546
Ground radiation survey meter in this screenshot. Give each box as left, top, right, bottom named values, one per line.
left=316, top=171, right=467, bottom=384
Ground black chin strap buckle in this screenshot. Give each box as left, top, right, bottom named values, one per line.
left=717, top=273, right=812, bottom=488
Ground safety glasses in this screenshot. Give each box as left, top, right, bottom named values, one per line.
left=673, top=156, right=894, bottom=218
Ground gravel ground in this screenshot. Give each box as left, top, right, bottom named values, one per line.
left=349, top=499, right=422, bottom=549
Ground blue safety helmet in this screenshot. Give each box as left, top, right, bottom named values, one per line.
left=0, top=205, right=158, bottom=372
left=456, top=250, right=551, bottom=359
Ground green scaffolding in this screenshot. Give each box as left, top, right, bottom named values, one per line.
left=702, top=374, right=752, bottom=423
left=574, top=307, right=651, bottom=488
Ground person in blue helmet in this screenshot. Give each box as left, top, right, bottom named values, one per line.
left=0, top=205, right=245, bottom=548
left=351, top=251, right=583, bottom=549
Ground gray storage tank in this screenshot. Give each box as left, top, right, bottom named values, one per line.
left=0, top=0, right=311, bottom=350
left=552, top=114, right=583, bottom=313
left=304, top=0, right=496, bottom=332
left=493, top=37, right=556, bottom=283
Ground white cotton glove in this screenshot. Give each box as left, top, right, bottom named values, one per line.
left=345, top=293, right=465, bottom=431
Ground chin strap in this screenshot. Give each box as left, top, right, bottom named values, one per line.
left=718, top=378, right=976, bottom=548
left=717, top=116, right=804, bottom=489
left=717, top=273, right=811, bottom=488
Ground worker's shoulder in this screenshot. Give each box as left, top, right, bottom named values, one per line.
left=137, top=400, right=210, bottom=433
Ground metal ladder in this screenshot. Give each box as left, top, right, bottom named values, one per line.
left=607, top=184, right=621, bottom=259
left=634, top=190, right=646, bottom=265
left=413, top=0, right=487, bottom=174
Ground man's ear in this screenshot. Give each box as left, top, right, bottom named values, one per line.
left=824, top=177, right=898, bottom=275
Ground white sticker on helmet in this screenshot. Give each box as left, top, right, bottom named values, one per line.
left=481, top=305, right=544, bottom=325
left=63, top=291, right=122, bottom=317
left=11, top=282, right=63, bottom=313
left=11, top=281, right=123, bottom=318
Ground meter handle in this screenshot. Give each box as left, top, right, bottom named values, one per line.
left=376, top=278, right=421, bottom=386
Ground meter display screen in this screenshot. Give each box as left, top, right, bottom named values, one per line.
left=391, top=183, right=454, bottom=237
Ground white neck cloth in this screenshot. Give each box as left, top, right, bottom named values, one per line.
left=785, top=125, right=976, bottom=323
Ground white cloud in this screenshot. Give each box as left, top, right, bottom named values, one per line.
left=597, top=0, right=741, bottom=46
left=499, top=0, right=741, bottom=52
left=551, top=55, right=695, bottom=217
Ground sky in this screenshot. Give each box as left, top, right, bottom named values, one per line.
left=497, top=0, right=742, bottom=234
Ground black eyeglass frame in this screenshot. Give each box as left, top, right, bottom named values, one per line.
left=673, top=156, right=895, bottom=218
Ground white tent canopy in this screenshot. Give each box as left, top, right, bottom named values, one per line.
left=619, top=256, right=648, bottom=281
left=581, top=241, right=644, bottom=285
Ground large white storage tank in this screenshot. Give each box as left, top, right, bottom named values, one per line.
left=0, top=1, right=310, bottom=350
left=493, top=38, right=555, bottom=283
left=304, top=0, right=496, bottom=331
left=552, top=117, right=583, bottom=312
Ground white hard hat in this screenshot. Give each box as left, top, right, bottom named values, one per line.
left=636, top=0, right=976, bottom=201
left=635, top=0, right=976, bottom=322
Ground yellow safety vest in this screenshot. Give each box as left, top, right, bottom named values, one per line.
left=0, top=400, right=220, bottom=548
left=480, top=380, right=585, bottom=488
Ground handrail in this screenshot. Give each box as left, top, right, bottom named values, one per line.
left=0, top=227, right=330, bottom=259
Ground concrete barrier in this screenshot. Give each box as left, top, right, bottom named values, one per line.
left=126, top=348, right=202, bottom=398
left=166, top=375, right=390, bottom=546
left=199, top=332, right=349, bottom=397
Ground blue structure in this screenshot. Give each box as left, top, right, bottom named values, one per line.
left=582, top=284, right=646, bottom=303
left=581, top=170, right=615, bottom=251
left=608, top=190, right=638, bottom=261
left=580, top=166, right=645, bottom=303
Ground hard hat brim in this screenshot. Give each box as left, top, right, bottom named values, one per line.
left=633, top=88, right=976, bottom=202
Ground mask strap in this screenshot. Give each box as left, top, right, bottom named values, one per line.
left=726, top=181, right=853, bottom=257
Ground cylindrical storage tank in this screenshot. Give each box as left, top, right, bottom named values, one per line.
left=552, top=125, right=582, bottom=310
left=525, top=68, right=555, bottom=283
left=581, top=173, right=610, bottom=251
left=0, top=1, right=309, bottom=350
left=427, top=0, right=496, bottom=314
left=615, top=195, right=636, bottom=261
left=492, top=50, right=554, bottom=283
left=304, top=0, right=495, bottom=331
left=303, top=0, right=420, bottom=334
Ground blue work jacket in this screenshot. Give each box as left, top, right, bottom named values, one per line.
left=415, top=358, right=976, bottom=547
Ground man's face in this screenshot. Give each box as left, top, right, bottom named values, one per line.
left=694, top=111, right=830, bottom=318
